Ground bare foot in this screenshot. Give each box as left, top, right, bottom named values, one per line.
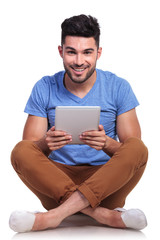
left=81, top=207, right=126, bottom=228
left=100, top=208, right=126, bottom=228
left=32, top=210, right=62, bottom=231
left=32, top=191, right=90, bottom=231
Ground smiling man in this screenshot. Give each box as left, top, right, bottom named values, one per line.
left=59, top=37, right=101, bottom=85
left=58, top=36, right=101, bottom=99
left=9, top=15, right=148, bottom=232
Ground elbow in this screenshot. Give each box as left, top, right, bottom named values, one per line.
left=119, top=130, right=141, bottom=143
left=22, top=135, right=42, bottom=141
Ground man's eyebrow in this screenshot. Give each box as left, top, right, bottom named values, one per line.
left=65, top=47, right=76, bottom=51
left=65, top=46, right=95, bottom=52
left=84, top=48, right=95, bottom=52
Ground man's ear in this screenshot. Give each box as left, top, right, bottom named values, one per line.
left=58, top=45, right=63, bottom=58
left=97, top=47, right=102, bottom=60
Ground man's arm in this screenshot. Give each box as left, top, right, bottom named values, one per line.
left=116, top=108, right=141, bottom=142
left=23, top=115, right=72, bottom=156
left=23, top=115, right=48, bottom=141
left=23, top=115, right=51, bottom=156
left=80, top=108, right=141, bottom=157
left=103, top=108, right=141, bottom=156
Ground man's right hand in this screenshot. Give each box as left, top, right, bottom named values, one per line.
left=45, top=126, right=72, bottom=151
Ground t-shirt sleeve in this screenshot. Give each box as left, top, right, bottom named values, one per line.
left=24, top=78, right=49, bottom=117
left=116, top=79, right=139, bottom=116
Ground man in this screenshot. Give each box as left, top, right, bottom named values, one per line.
left=9, top=15, right=148, bottom=232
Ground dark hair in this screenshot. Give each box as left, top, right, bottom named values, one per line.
left=61, top=14, right=100, bottom=48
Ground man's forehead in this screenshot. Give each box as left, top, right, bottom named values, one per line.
left=63, top=36, right=97, bottom=49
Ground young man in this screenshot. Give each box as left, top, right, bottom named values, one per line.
left=9, top=15, right=148, bottom=232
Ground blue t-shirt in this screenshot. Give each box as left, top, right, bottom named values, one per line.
left=24, top=69, right=139, bottom=166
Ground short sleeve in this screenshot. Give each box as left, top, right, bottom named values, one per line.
left=116, top=79, right=139, bottom=116
left=24, top=78, right=49, bottom=117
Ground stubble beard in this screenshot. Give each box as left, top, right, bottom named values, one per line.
left=64, top=64, right=96, bottom=84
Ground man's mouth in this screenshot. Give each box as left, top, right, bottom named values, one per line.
left=74, top=68, right=85, bottom=72
left=71, top=66, right=88, bottom=74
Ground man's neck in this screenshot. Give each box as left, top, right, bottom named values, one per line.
left=64, top=71, right=97, bottom=99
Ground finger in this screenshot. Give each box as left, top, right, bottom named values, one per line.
left=85, top=142, right=104, bottom=151
left=50, top=126, right=55, bottom=131
left=81, top=131, right=98, bottom=137
left=82, top=139, right=105, bottom=146
left=49, top=145, right=66, bottom=151
left=82, top=125, right=104, bottom=135
left=46, top=135, right=72, bottom=142
left=98, top=125, right=104, bottom=131
left=48, top=139, right=72, bottom=150
left=47, top=126, right=68, bottom=136
left=48, top=143, right=69, bottom=151
left=80, top=135, right=105, bottom=146
left=81, top=130, right=105, bottom=138
left=47, top=129, right=68, bottom=137
left=88, top=144, right=104, bottom=151
left=80, top=135, right=103, bottom=142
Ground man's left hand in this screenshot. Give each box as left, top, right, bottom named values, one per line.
left=79, top=125, right=107, bottom=150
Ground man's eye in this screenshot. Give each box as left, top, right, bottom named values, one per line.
left=84, top=51, right=92, bottom=55
left=67, top=51, right=76, bottom=55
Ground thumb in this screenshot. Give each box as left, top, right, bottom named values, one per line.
left=50, top=126, right=55, bottom=131
left=98, top=125, right=104, bottom=131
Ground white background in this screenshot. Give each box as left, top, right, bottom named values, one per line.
left=0, top=0, right=160, bottom=239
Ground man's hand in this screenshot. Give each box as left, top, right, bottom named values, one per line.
left=79, top=125, right=107, bottom=151
left=80, top=125, right=122, bottom=156
left=46, top=126, right=72, bottom=151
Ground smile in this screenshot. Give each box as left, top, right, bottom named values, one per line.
left=74, top=68, right=85, bottom=72
left=71, top=66, right=88, bottom=73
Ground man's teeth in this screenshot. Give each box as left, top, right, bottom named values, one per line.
left=74, top=68, right=85, bottom=72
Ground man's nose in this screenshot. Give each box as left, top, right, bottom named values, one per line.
left=75, top=54, right=84, bottom=66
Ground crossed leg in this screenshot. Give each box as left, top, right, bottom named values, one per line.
left=32, top=160, right=146, bottom=231
left=10, top=169, right=125, bottom=231
left=10, top=137, right=148, bottom=232
left=32, top=191, right=125, bottom=231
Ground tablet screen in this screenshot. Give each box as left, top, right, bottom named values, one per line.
left=55, top=106, right=100, bottom=144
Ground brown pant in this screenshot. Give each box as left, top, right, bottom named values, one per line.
left=11, top=137, right=148, bottom=210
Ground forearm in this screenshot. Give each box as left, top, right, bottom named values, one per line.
left=34, top=136, right=52, bottom=157
left=34, top=127, right=72, bottom=156
left=102, top=136, right=122, bottom=157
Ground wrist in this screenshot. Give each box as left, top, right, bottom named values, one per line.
left=102, top=136, right=122, bottom=157
left=34, top=136, right=51, bottom=157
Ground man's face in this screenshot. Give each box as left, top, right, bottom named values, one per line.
left=58, top=36, right=102, bottom=84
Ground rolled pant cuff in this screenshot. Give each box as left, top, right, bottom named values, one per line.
left=78, top=183, right=100, bottom=208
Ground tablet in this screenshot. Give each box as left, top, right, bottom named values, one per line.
left=55, top=106, right=101, bottom=144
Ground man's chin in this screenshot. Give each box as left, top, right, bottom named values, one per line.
left=66, top=71, right=89, bottom=84
left=70, top=78, right=88, bottom=84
